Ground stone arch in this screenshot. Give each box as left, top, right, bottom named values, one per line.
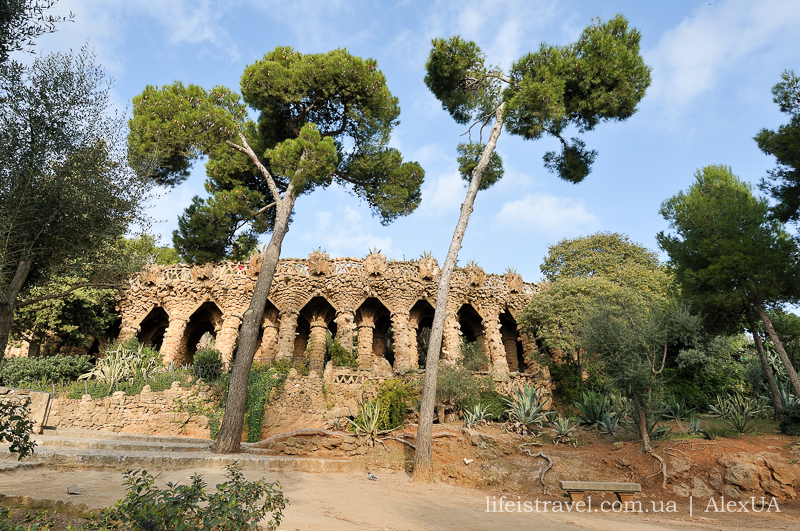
left=137, top=306, right=169, bottom=351
left=355, top=297, right=391, bottom=368
left=458, top=303, right=487, bottom=367
left=499, top=309, right=525, bottom=373
left=299, top=296, right=337, bottom=372
left=410, top=300, right=435, bottom=368
left=177, top=301, right=224, bottom=366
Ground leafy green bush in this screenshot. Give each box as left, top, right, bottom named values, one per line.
left=434, top=364, right=493, bottom=413
left=778, top=403, right=800, bottom=436
left=326, top=334, right=357, bottom=368
left=464, top=390, right=508, bottom=421
left=0, top=354, right=93, bottom=387
left=211, top=365, right=285, bottom=443
left=88, top=464, right=286, bottom=531
left=192, top=348, right=223, bottom=381
left=460, top=341, right=488, bottom=371
left=0, top=399, right=36, bottom=460
left=375, top=379, right=415, bottom=430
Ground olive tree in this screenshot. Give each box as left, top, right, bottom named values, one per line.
left=128, top=47, right=424, bottom=453
left=0, top=46, right=147, bottom=358
left=413, top=15, right=651, bottom=482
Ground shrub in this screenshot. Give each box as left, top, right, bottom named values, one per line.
left=326, top=334, right=357, bottom=368
left=460, top=341, right=488, bottom=371
left=778, top=403, right=800, bottom=436
left=88, top=464, right=287, bottom=531
left=435, top=364, right=493, bottom=413
left=375, top=379, right=415, bottom=430
left=573, top=390, right=615, bottom=426
left=0, top=399, right=36, bottom=460
left=244, top=365, right=286, bottom=443
left=0, top=354, right=94, bottom=387
left=464, top=390, right=508, bottom=421
left=192, top=348, right=223, bottom=381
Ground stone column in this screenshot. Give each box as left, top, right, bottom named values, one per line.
left=441, top=312, right=462, bottom=365
left=518, top=330, right=539, bottom=373
left=255, top=312, right=280, bottom=363
left=308, top=316, right=328, bottom=369
left=216, top=314, right=242, bottom=366
left=334, top=310, right=356, bottom=354
left=160, top=317, right=187, bottom=366
left=392, top=312, right=416, bottom=372
left=276, top=310, right=299, bottom=360
left=482, top=310, right=509, bottom=381
left=502, top=333, right=520, bottom=373
left=357, top=307, right=377, bottom=368
left=373, top=329, right=386, bottom=359
left=117, top=319, right=139, bottom=342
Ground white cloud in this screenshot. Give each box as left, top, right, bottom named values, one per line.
left=418, top=171, right=465, bottom=217
left=647, top=0, right=800, bottom=111
left=304, top=207, right=394, bottom=258
left=494, top=193, right=597, bottom=236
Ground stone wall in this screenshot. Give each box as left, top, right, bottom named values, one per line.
left=0, top=387, right=51, bottom=434
left=46, top=382, right=212, bottom=439
left=116, top=254, right=547, bottom=382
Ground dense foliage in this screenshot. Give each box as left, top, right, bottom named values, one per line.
left=0, top=398, right=36, bottom=460
left=0, top=354, right=93, bottom=387
left=89, top=464, right=286, bottom=531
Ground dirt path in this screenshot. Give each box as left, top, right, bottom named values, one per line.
left=1, top=466, right=798, bottom=530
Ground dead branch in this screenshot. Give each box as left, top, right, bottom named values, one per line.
left=519, top=447, right=553, bottom=491
left=387, top=436, right=416, bottom=451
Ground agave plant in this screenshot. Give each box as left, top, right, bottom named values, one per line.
left=503, top=385, right=549, bottom=435
left=573, top=390, right=614, bottom=426
left=551, top=416, right=578, bottom=446
left=709, top=393, right=760, bottom=434
left=662, top=395, right=696, bottom=423
left=79, top=342, right=160, bottom=388
left=688, top=418, right=703, bottom=435
left=462, top=403, right=492, bottom=430
left=347, top=399, right=382, bottom=446
left=597, top=412, right=621, bottom=436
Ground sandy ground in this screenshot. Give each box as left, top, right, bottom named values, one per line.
left=2, top=465, right=799, bottom=530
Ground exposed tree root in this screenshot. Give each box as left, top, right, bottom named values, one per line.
left=648, top=450, right=668, bottom=488
left=519, top=446, right=553, bottom=492
left=249, top=428, right=346, bottom=448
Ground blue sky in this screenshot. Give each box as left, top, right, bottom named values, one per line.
left=27, top=0, right=800, bottom=282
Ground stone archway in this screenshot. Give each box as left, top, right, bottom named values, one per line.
left=458, top=303, right=488, bottom=369
left=355, top=297, right=391, bottom=368
left=500, top=310, right=526, bottom=373
left=137, top=307, right=169, bottom=352
left=410, top=300, right=435, bottom=368
left=299, top=296, right=337, bottom=373
left=177, top=301, right=223, bottom=366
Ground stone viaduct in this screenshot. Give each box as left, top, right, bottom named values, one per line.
left=116, top=252, right=547, bottom=381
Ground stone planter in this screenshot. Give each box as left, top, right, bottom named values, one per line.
left=418, top=256, right=440, bottom=280
left=465, top=265, right=485, bottom=287
left=308, top=250, right=330, bottom=276
left=507, top=272, right=523, bottom=293
left=365, top=253, right=387, bottom=277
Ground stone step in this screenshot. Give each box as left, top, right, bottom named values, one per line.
left=39, top=428, right=212, bottom=445
left=1, top=445, right=360, bottom=474
left=34, top=437, right=211, bottom=453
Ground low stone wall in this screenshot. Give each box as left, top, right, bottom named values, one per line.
left=46, top=382, right=213, bottom=439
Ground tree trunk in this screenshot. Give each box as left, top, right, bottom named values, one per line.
left=637, top=406, right=652, bottom=453
left=0, top=258, right=33, bottom=359
left=755, top=301, right=800, bottom=398
left=412, top=103, right=505, bottom=482
left=212, top=193, right=297, bottom=453
left=746, top=311, right=782, bottom=413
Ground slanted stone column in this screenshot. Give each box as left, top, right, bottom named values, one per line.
left=357, top=306, right=377, bottom=368
left=276, top=310, right=299, bottom=360
left=216, top=315, right=242, bottom=366
left=160, top=317, right=187, bottom=366
left=502, top=332, right=520, bottom=372
left=308, top=316, right=329, bottom=370
left=334, top=310, right=356, bottom=354
left=442, top=312, right=462, bottom=365
left=393, top=312, right=417, bottom=372
left=255, top=310, right=280, bottom=362
left=483, top=310, right=509, bottom=381
left=118, top=319, right=139, bottom=342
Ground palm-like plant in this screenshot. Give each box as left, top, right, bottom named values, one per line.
left=347, top=399, right=382, bottom=446
left=709, top=393, right=761, bottom=434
